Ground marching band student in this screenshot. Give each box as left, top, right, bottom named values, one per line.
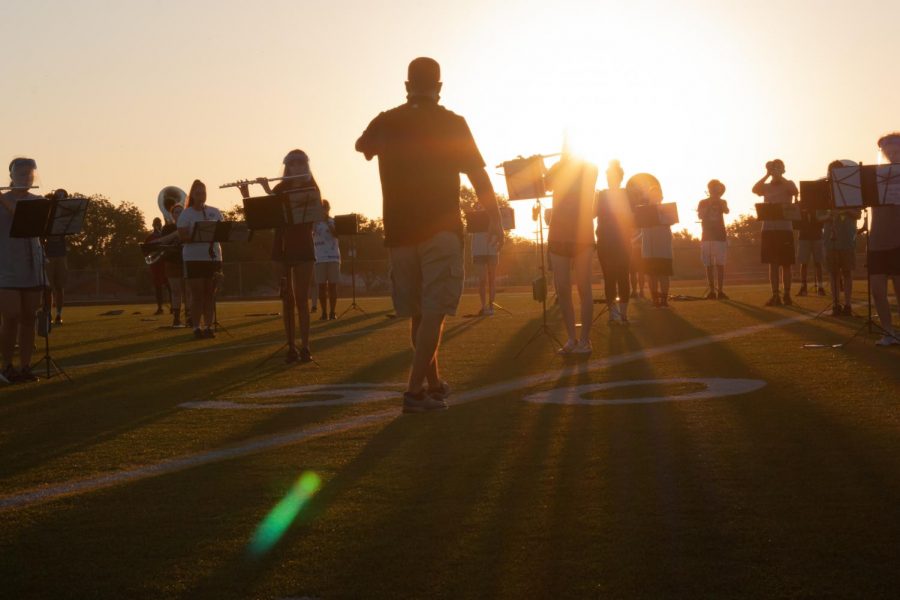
left=0, top=158, right=43, bottom=383
left=145, top=217, right=170, bottom=316
left=545, top=154, right=598, bottom=354
left=470, top=204, right=500, bottom=316
left=595, top=160, right=633, bottom=323
left=697, top=179, right=730, bottom=299
left=636, top=176, right=674, bottom=308
left=752, top=159, right=799, bottom=306
left=177, top=180, right=223, bottom=340
left=313, top=199, right=341, bottom=321
left=239, top=150, right=317, bottom=363
left=870, top=133, right=900, bottom=345
left=795, top=209, right=826, bottom=297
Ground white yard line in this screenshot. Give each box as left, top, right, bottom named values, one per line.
left=0, top=313, right=812, bottom=512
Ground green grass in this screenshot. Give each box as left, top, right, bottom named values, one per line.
left=1, top=285, right=899, bottom=599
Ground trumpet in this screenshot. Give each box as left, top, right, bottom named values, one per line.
left=0, top=185, right=39, bottom=192
left=219, top=174, right=310, bottom=189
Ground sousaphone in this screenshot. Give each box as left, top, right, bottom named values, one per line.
left=158, top=186, right=186, bottom=224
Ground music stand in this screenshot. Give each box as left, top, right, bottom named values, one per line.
left=499, top=154, right=563, bottom=356
left=335, top=213, right=366, bottom=318
left=10, top=196, right=89, bottom=381
left=465, top=209, right=512, bottom=315
left=189, top=221, right=252, bottom=336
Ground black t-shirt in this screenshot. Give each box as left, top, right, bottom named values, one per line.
left=697, top=199, right=728, bottom=242
left=357, top=98, right=485, bottom=247
left=796, top=211, right=824, bottom=241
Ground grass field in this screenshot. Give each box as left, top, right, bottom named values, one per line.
left=1, top=284, right=899, bottom=599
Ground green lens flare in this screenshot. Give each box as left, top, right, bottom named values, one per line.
left=249, top=471, right=321, bottom=557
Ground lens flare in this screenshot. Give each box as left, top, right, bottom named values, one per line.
left=248, top=471, right=321, bottom=558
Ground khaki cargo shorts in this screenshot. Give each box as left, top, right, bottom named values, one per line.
left=389, top=231, right=464, bottom=317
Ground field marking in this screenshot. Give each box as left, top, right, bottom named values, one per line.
left=522, top=378, right=766, bottom=405
left=182, top=384, right=406, bottom=410
left=0, top=313, right=812, bottom=512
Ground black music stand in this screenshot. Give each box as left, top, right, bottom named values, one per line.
left=190, top=221, right=251, bottom=337
left=10, top=196, right=89, bottom=381
left=335, top=213, right=365, bottom=318
left=500, top=154, right=563, bottom=356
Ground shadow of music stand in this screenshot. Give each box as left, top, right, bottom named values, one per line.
left=190, top=220, right=253, bottom=337
left=335, top=213, right=366, bottom=318
left=499, top=155, right=563, bottom=357
left=243, top=191, right=323, bottom=367
left=11, top=196, right=89, bottom=381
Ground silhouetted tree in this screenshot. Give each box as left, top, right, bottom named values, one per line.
left=67, top=195, right=147, bottom=268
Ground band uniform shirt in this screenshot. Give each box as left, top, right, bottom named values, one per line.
left=0, top=192, right=45, bottom=288
left=595, top=188, right=634, bottom=256
left=44, top=235, right=67, bottom=258
left=823, top=210, right=860, bottom=252
left=545, top=159, right=599, bottom=248
left=177, top=205, right=223, bottom=262
left=796, top=211, right=824, bottom=241
left=697, top=199, right=728, bottom=242
left=356, top=98, right=486, bottom=247
left=758, top=179, right=798, bottom=232
left=869, top=205, right=900, bottom=252
left=313, top=218, right=341, bottom=264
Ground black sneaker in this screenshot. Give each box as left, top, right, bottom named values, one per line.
left=329, top=312, right=336, bottom=320
left=319, top=311, right=328, bottom=321
left=817, top=286, right=827, bottom=297
left=193, top=328, right=204, bottom=339
left=18, top=367, right=38, bottom=383
left=831, top=305, right=842, bottom=317
left=203, top=328, right=215, bottom=339
left=285, top=348, right=299, bottom=364
left=783, top=294, right=793, bottom=306
left=299, top=347, right=313, bottom=363
left=402, top=390, right=447, bottom=414
left=841, top=304, right=852, bottom=317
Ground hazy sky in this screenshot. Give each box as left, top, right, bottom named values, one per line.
left=4, top=0, right=898, bottom=237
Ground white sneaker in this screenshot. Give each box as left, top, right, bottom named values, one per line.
left=875, top=333, right=900, bottom=347
left=572, top=340, right=593, bottom=355
left=557, top=339, right=578, bottom=355
left=608, top=303, right=620, bottom=323
left=484, top=306, right=495, bottom=316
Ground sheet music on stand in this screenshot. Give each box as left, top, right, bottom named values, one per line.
left=830, top=163, right=900, bottom=208
left=285, top=187, right=325, bottom=224
left=190, top=220, right=253, bottom=243
left=634, top=202, right=680, bottom=228
left=876, top=163, right=900, bottom=205
left=50, top=197, right=89, bottom=235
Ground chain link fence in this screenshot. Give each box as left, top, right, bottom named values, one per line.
left=64, top=244, right=867, bottom=302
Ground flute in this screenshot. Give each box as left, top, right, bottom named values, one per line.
left=219, top=175, right=310, bottom=189
left=0, top=186, right=39, bottom=192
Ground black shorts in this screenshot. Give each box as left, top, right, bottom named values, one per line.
left=867, top=247, right=900, bottom=276
left=761, top=230, right=795, bottom=266
left=184, top=261, right=222, bottom=279
left=642, top=257, right=673, bottom=276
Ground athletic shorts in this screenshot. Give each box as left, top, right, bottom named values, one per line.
left=473, top=254, right=499, bottom=266
left=643, top=257, right=673, bottom=276
left=761, top=230, right=795, bottom=266
left=868, top=247, right=900, bottom=276
left=184, top=261, right=222, bottom=279
left=826, top=249, right=855, bottom=272
left=314, top=261, right=341, bottom=284
left=46, top=256, right=68, bottom=288
left=701, top=241, right=727, bottom=267
left=797, top=239, right=825, bottom=264
left=389, top=231, right=464, bottom=318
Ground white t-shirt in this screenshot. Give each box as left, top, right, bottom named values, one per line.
left=471, top=232, right=499, bottom=257
left=758, top=179, right=798, bottom=232
left=313, top=218, right=341, bottom=263
left=177, top=205, right=223, bottom=261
